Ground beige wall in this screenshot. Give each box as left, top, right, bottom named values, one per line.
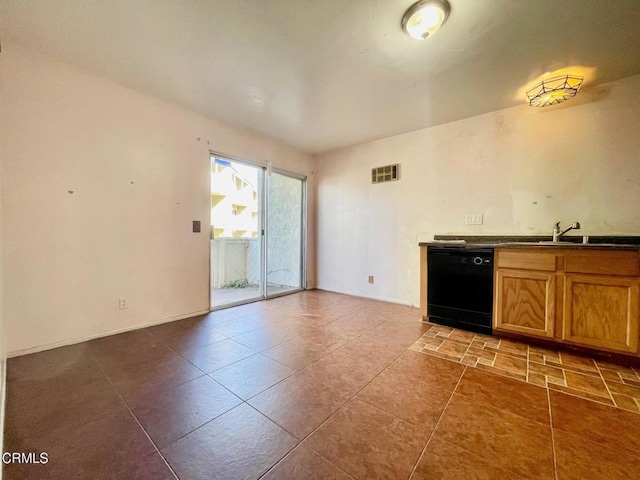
left=314, top=74, right=640, bottom=306
left=0, top=97, right=5, bottom=464
left=0, top=45, right=314, bottom=355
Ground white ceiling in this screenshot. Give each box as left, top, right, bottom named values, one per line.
left=2, top=0, right=640, bottom=154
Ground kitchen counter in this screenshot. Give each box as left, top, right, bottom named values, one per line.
left=419, top=235, right=640, bottom=364
left=419, top=235, right=640, bottom=251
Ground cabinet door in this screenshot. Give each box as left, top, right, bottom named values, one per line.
left=563, top=275, right=639, bottom=353
left=494, top=269, right=556, bottom=338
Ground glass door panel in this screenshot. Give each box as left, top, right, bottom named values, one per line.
left=210, top=156, right=264, bottom=309
left=266, top=172, right=304, bottom=297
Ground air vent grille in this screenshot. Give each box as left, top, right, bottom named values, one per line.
left=371, top=164, right=400, bottom=184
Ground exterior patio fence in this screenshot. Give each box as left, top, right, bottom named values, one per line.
left=211, top=238, right=259, bottom=289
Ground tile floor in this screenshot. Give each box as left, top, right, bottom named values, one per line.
left=4, top=290, right=640, bottom=479
left=410, top=324, right=640, bottom=411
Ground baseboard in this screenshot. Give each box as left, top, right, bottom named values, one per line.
left=315, top=286, right=415, bottom=308
left=7, top=309, right=210, bottom=358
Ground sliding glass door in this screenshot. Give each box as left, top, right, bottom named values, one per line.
left=210, top=157, right=264, bottom=309
left=266, top=172, right=304, bottom=297
left=210, top=155, right=304, bottom=309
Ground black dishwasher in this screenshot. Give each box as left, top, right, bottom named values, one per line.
left=427, top=247, right=494, bottom=335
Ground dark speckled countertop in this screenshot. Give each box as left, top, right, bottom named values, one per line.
left=418, top=235, right=640, bottom=251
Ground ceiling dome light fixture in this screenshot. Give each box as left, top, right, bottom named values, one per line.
left=526, top=75, right=584, bottom=107
left=402, top=0, right=451, bottom=40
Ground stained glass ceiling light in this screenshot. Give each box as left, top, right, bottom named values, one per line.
left=526, top=75, right=584, bottom=107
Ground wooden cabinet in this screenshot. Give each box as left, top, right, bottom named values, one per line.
left=563, top=274, right=639, bottom=353
left=494, top=248, right=640, bottom=355
left=495, top=269, right=556, bottom=338
left=494, top=250, right=558, bottom=339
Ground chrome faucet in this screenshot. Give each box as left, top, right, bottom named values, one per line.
left=552, top=221, right=581, bottom=242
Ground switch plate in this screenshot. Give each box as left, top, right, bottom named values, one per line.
left=465, top=214, right=483, bottom=225
left=368, top=276, right=374, bottom=284
left=193, top=220, right=201, bottom=233
left=119, top=298, right=128, bottom=310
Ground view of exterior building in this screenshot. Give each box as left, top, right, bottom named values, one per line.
left=210, top=158, right=261, bottom=295
left=211, top=158, right=259, bottom=239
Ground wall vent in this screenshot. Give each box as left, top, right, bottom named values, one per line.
left=371, top=164, right=400, bottom=184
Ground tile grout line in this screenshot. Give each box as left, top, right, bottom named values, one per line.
left=147, top=326, right=271, bottom=404
left=100, top=336, right=312, bottom=464
left=549, top=355, right=627, bottom=408
left=458, top=331, right=476, bottom=366
left=229, top=324, right=377, bottom=404
left=111, top=302, right=372, bottom=478
left=246, top=311, right=423, bottom=403
left=422, top=332, right=526, bottom=382
left=594, top=360, right=618, bottom=408
left=414, top=326, right=640, bottom=415
left=139, top=392, right=244, bottom=454
left=158, top=309, right=415, bottom=471
left=163, top=333, right=267, bottom=377
left=546, top=388, right=559, bottom=480
left=91, top=329, right=297, bottom=476
left=260, top=331, right=430, bottom=479
left=85, top=346, right=180, bottom=479
left=407, top=364, right=469, bottom=480
left=417, top=325, right=475, bottom=364
left=249, top=398, right=355, bottom=480
left=257, top=449, right=354, bottom=480
left=253, top=309, right=400, bottom=480
left=546, top=384, right=626, bottom=410
left=119, top=398, right=181, bottom=479
left=20, top=294, right=638, bottom=479
left=146, top=305, right=418, bottom=462
left=242, top=401, right=302, bottom=480
left=412, top=348, right=556, bottom=479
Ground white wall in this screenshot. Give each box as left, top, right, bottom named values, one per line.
left=0, top=45, right=314, bottom=355
left=314, top=74, right=640, bottom=307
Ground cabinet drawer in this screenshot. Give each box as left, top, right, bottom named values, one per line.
left=496, top=250, right=557, bottom=271
left=564, top=252, right=640, bottom=276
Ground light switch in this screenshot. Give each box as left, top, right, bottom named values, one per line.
left=465, top=214, right=483, bottom=225
left=192, top=220, right=201, bottom=233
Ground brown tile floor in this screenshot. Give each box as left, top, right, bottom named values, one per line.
left=4, top=290, right=640, bottom=479
left=411, top=323, right=640, bottom=412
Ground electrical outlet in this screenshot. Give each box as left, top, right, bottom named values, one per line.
left=465, top=214, right=483, bottom=225
left=368, top=276, right=374, bottom=284
left=119, top=298, right=128, bottom=310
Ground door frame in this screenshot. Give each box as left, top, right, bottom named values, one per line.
left=208, top=150, right=307, bottom=310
